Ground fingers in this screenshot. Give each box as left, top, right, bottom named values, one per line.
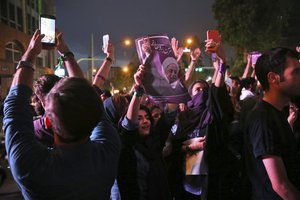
left=32, top=29, right=40, bottom=39
left=56, top=32, right=63, bottom=40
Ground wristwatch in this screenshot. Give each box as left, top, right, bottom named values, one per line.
left=16, top=60, right=35, bottom=71
left=61, top=51, right=74, bottom=61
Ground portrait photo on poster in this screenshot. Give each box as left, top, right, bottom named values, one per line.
left=135, top=34, right=191, bottom=103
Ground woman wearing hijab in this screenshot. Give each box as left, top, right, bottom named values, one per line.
left=168, top=41, right=236, bottom=200
left=117, top=65, right=171, bottom=200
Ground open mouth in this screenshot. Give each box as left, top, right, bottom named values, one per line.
left=141, top=125, right=150, bottom=131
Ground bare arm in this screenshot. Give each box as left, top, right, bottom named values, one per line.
left=93, top=41, right=115, bottom=89
left=56, top=32, right=84, bottom=78
left=242, top=54, right=251, bottom=79
left=185, top=48, right=201, bottom=82
left=206, top=40, right=226, bottom=87
left=126, top=65, right=145, bottom=124
left=262, top=155, right=300, bottom=200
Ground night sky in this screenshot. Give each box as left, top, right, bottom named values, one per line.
left=54, top=0, right=217, bottom=67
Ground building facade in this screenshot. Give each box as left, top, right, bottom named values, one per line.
left=0, top=0, right=56, bottom=101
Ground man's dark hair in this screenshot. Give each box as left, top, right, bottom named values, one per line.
left=255, top=47, right=299, bottom=91
left=240, top=77, right=256, bottom=90
left=45, top=77, right=103, bottom=143
left=34, top=74, right=61, bottom=100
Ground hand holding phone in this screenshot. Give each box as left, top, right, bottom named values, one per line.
left=250, top=51, right=262, bottom=65
left=40, top=14, right=56, bottom=46
left=103, top=34, right=109, bottom=54
left=206, top=30, right=221, bottom=53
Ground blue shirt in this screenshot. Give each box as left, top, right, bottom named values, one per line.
left=3, top=85, right=121, bottom=200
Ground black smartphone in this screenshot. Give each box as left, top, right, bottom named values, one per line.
left=40, top=14, right=56, bottom=46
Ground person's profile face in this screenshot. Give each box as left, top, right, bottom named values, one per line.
left=278, top=57, right=300, bottom=96
left=165, top=63, right=178, bottom=83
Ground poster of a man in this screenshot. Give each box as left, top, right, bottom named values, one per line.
left=135, top=35, right=191, bottom=103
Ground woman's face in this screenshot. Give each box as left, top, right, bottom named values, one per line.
left=191, top=82, right=207, bottom=97
left=138, top=109, right=151, bottom=137
left=165, top=63, right=178, bottom=83
left=151, top=107, right=162, bottom=124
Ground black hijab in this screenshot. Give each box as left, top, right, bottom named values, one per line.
left=175, top=88, right=212, bottom=139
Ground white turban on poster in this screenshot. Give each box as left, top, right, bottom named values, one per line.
left=135, top=34, right=191, bottom=103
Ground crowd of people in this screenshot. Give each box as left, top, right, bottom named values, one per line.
left=0, top=28, right=300, bottom=200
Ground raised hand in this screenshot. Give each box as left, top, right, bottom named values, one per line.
left=134, top=65, right=145, bottom=87
left=142, top=37, right=151, bottom=55
left=106, top=40, right=115, bottom=61
left=171, top=37, right=179, bottom=57
left=191, top=48, right=201, bottom=61
left=56, top=31, right=70, bottom=54
left=177, top=47, right=184, bottom=62
left=247, top=54, right=252, bottom=66
left=23, top=29, right=44, bottom=62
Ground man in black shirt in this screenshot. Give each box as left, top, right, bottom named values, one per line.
left=245, top=47, right=300, bottom=200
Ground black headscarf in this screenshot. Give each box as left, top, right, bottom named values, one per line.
left=175, top=89, right=212, bottom=139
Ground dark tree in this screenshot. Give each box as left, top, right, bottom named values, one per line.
left=212, top=0, right=300, bottom=75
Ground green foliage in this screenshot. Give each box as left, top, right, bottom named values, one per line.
left=212, top=0, right=300, bottom=76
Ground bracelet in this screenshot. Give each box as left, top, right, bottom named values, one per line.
left=133, top=85, right=145, bottom=97
left=219, top=63, right=228, bottom=75
left=191, top=59, right=197, bottom=62
left=61, top=51, right=74, bottom=61
left=106, top=57, right=113, bottom=63
left=133, top=91, right=144, bottom=97
left=97, top=74, right=106, bottom=81
left=16, top=60, right=35, bottom=71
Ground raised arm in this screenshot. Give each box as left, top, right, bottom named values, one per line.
left=242, top=54, right=252, bottom=79
left=171, top=37, right=183, bottom=62
left=93, top=40, right=115, bottom=89
left=126, top=65, right=145, bottom=124
left=185, top=48, right=201, bottom=82
left=206, top=40, right=227, bottom=87
left=11, top=29, right=43, bottom=88
left=56, top=31, right=84, bottom=78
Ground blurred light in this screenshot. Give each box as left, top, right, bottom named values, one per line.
left=206, top=76, right=212, bottom=82
left=186, top=38, right=193, bottom=45
left=183, top=47, right=191, bottom=53
left=123, top=66, right=129, bottom=73
left=92, top=68, right=97, bottom=73
left=113, top=89, right=120, bottom=94
left=195, top=67, right=203, bottom=72
left=124, top=39, right=131, bottom=46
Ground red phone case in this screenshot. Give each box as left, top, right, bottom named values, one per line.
left=206, top=30, right=221, bottom=53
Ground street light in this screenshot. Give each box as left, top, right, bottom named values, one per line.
left=186, top=38, right=193, bottom=45
left=123, top=39, right=131, bottom=46
left=123, top=66, right=129, bottom=73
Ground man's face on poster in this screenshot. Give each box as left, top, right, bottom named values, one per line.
left=165, top=63, right=178, bottom=84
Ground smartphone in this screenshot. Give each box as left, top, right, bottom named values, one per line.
left=206, top=30, right=221, bottom=53
left=250, top=51, right=262, bottom=65
left=103, top=34, right=109, bottom=53
left=40, top=14, right=56, bottom=46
